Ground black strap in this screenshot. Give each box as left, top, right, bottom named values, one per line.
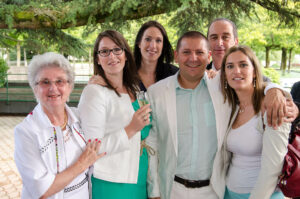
left=290, top=117, right=300, bottom=143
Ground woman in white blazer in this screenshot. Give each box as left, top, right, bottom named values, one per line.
left=14, top=52, right=105, bottom=199
left=219, top=46, right=290, bottom=199
left=78, top=30, right=152, bottom=199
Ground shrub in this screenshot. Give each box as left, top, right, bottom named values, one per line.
left=0, top=58, right=9, bottom=87
left=262, top=67, right=280, bottom=84
left=271, top=63, right=280, bottom=69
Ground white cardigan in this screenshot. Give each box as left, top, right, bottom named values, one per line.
left=220, top=110, right=290, bottom=199
left=14, top=104, right=87, bottom=199
left=78, top=84, right=141, bottom=183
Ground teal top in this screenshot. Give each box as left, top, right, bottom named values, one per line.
left=132, top=99, right=152, bottom=140
left=224, top=186, right=284, bottom=199
left=175, top=75, right=217, bottom=180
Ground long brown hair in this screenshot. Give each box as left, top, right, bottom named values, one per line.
left=220, top=46, right=266, bottom=122
left=93, top=30, right=140, bottom=97
left=134, top=21, right=174, bottom=81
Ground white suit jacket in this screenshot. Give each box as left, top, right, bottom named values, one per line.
left=146, top=72, right=232, bottom=199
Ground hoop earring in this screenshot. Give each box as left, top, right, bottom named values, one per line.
left=253, top=78, right=256, bottom=88
left=225, top=81, right=228, bottom=89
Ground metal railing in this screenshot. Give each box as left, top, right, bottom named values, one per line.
left=0, top=73, right=91, bottom=104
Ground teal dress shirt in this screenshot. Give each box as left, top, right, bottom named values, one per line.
left=175, top=76, right=217, bottom=180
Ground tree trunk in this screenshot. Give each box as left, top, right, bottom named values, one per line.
left=89, top=49, right=92, bottom=75
left=23, top=48, right=27, bottom=67
left=265, top=46, right=270, bottom=68
left=17, top=41, right=21, bottom=67
left=0, top=1, right=173, bottom=29
left=5, top=48, right=10, bottom=66
left=288, top=48, right=292, bottom=73
left=73, top=57, right=76, bottom=73
left=281, top=47, right=287, bottom=75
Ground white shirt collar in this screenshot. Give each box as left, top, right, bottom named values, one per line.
left=211, top=62, right=218, bottom=71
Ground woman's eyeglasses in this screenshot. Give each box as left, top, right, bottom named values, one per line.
left=97, top=48, right=124, bottom=57
left=35, top=79, right=69, bottom=88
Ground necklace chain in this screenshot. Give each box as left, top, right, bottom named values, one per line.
left=53, top=127, right=59, bottom=173
left=52, top=109, right=86, bottom=173
left=239, top=103, right=250, bottom=114
left=60, top=110, right=68, bottom=129
left=239, top=108, right=245, bottom=114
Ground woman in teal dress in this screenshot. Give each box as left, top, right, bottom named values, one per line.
left=78, top=30, right=152, bottom=199
left=91, top=101, right=151, bottom=199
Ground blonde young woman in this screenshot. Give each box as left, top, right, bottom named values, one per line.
left=219, top=46, right=290, bottom=199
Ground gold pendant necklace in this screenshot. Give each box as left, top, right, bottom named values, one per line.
left=60, top=110, right=68, bottom=130
left=239, top=103, right=249, bottom=114
left=239, top=107, right=245, bottom=114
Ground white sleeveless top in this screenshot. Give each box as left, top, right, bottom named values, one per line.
left=226, top=115, right=263, bottom=193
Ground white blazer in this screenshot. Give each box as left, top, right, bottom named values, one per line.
left=78, top=84, right=141, bottom=183
left=146, top=72, right=232, bottom=199
left=14, top=104, right=87, bottom=199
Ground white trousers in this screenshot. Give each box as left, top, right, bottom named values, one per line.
left=170, top=181, right=219, bottom=199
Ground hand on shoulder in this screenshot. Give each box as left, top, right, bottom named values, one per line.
left=88, top=75, right=107, bottom=86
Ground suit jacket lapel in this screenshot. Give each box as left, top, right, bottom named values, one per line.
left=165, top=75, right=178, bottom=156
left=205, top=72, right=232, bottom=150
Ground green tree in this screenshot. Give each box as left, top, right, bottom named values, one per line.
left=262, top=67, right=280, bottom=84
left=0, top=0, right=298, bottom=29
left=0, top=58, right=9, bottom=87
left=1, top=0, right=299, bottom=60
left=238, top=5, right=300, bottom=73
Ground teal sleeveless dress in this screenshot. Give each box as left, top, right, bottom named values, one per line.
left=91, top=100, right=151, bottom=199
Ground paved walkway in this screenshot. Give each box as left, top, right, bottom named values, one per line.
left=0, top=116, right=24, bottom=199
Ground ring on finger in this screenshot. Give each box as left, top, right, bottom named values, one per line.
left=143, top=115, right=148, bottom=121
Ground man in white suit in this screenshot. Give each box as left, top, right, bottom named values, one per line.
left=146, top=31, right=296, bottom=199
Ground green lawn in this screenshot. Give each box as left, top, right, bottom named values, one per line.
left=278, top=70, right=300, bottom=78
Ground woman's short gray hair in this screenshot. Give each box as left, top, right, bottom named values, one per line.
left=28, top=52, right=75, bottom=89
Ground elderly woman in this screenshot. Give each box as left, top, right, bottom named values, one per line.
left=219, top=46, right=290, bottom=199
left=14, top=52, right=105, bottom=199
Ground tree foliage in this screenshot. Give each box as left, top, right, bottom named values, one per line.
left=238, top=5, right=300, bottom=71
left=0, top=58, right=9, bottom=87
left=262, top=67, right=280, bottom=84
left=0, top=0, right=299, bottom=59
left=0, top=0, right=299, bottom=29
left=0, top=29, right=89, bottom=57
